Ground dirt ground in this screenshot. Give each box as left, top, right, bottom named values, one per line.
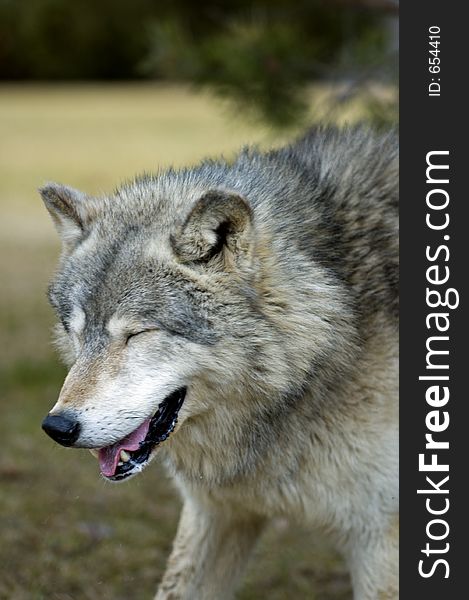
left=0, top=84, right=352, bottom=599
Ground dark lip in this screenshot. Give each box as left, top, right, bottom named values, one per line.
left=107, top=386, right=187, bottom=481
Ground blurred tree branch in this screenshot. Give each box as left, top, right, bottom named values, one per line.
left=0, top=0, right=398, bottom=128
left=143, top=1, right=398, bottom=127
left=335, top=0, right=399, bottom=14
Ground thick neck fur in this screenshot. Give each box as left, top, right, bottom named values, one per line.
left=162, top=229, right=359, bottom=488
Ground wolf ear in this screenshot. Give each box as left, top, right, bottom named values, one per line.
left=171, top=190, right=253, bottom=267
left=39, top=183, right=91, bottom=249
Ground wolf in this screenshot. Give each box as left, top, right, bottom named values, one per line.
left=40, top=126, right=398, bottom=600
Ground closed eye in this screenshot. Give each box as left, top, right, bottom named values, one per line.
left=125, top=329, right=158, bottom=345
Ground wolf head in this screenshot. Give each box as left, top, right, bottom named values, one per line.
left=40, top=172, right=353, bottom=482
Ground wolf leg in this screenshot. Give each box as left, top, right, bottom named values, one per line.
left=346, top=514, right=399, bottom=600
left=155, top=497, right=265, bottom=600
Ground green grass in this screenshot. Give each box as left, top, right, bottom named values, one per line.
left=0, top=84, right=351, bottom=599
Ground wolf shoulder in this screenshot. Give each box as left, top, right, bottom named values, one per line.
left=234, top=126, right=399, bottom=327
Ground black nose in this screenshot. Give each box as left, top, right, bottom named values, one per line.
left=42, top=414, right=81, bottom=446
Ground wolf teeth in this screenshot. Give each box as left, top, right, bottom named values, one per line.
left=89, top=449, right=99, bottom=458
left=120, top=450, right=131, bottom=463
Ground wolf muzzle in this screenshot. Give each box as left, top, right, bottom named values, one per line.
left=42, top=413, right=81, bottom=447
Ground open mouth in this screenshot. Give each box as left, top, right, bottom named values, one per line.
left=93, top=387, right=187, bottom=481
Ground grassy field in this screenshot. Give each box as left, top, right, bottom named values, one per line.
left=0, top=84, right=351, bottom=599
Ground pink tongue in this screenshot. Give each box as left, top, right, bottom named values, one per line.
left=98, top=418, right=151, bottom=477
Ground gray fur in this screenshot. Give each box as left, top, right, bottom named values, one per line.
left=41, top=126, right=398, bottom=599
